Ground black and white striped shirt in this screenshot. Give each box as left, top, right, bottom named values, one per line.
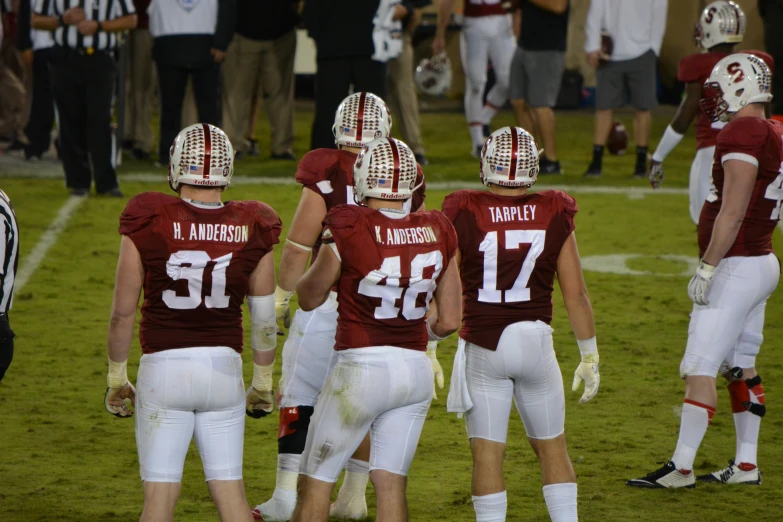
left=34, top=0, right=135, bottom=50
left=0, top=191, right=19, bottom=314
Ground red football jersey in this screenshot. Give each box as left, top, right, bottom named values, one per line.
left=678, top=50, right=774, bottom=150
left=119, top=192, right=282, bottom=354
left=295, top=148, right=427, bottom=260
left=698, top=117, right=783, bottom=258
left=442, top=189, right=577, bottom=351
left=322, top=205, right=458, bottom=352
left=463, top=0, right=507, bottom=17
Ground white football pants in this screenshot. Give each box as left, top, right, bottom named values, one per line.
left=135, top=346, right=246, bottom=482
left=689, top=146, right=715, bottom=225
left=465, top=321, right=566, bottom=442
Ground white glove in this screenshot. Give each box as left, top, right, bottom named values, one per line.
left=427, top=341, right=444, bottom=400
left=572, top=352, right=600, bottom=403
left=105, top=357, right=135, bottom=417
left=648, top=160, right=664, bottom=189
left=274, top=286, right=294, bottom=329
left=688, top=260, right=715, bottom=305
left=246, top=362, right=275, bottom=418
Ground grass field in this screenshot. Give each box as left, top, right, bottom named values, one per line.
left=1, top=107, right=782, bottom=521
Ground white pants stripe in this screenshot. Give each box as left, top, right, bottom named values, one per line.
left=689, top=146, right=714, bottom=225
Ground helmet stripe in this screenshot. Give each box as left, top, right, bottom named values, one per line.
left=389, top=139, right=401, bottom=193
left=356, top=92, right=367, bottom=142
left=508, top=127, right=519, bottom=181
left=732, top=4, right=741, bottom=34
left=201, top=123, right=212, bottom=179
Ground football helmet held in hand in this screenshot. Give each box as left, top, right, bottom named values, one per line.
left=415, top=53, right=452, bottom=97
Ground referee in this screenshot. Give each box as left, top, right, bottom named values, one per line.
left=32, top=0, right=137, bottom=198
left=0, top=190, right=19, bottom=383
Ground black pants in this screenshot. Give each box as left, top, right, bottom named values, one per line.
left=761, top=0, right=783, bottom=113
left=24, top=47, right=55, bottom=158
left=0, top=313, right=14, bottom=383
left=50, top=47, right=118, bottom=193
left=156, top=62, right=221, bottom=164
left=311, top=57, right=387, bottom=150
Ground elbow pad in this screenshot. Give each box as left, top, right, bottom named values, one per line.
left=248, top=294, right=276, bottom=352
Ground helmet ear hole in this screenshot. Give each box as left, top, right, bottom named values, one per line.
left=735, top=88, right=745, bottom=98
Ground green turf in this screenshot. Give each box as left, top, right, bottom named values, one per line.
left=1, top=109, right=782, bottom=521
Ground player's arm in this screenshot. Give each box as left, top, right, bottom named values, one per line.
left=649, top=82, right=702, bottom=187
left=245, top=251, right=278, bottom=418
left=426, top=255, right=462, bottom=339
left=275, top=187, right=328, bottom=327
left=556, top=233, right=599, bottom=403
left=296, top=240, right=341, bottom=312
left=432, top=0, right=455, bottom=55
left=105, top=235, right=143, bottom=418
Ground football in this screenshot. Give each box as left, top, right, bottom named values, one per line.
left=607, top=120, right=628, bottom=156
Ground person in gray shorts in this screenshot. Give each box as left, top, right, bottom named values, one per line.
left=510, top=0, right=569, bottom=175
left=584, top=0, right=668, bottom=178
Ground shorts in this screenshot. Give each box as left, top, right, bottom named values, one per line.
left=689, top=146, right=715, bottom=225
left=278, top=292, right=339, bottom=408
left=509, top=48, right=565, bottom=108
left=135, top=346, right=246, bottom=482
left=680, top=253, right=780, bottom=378
left=596, top=49, right=658, bottom=111
left=465, top=321, right=565, bottom=442
left=300, top=346, right=433, bottom=482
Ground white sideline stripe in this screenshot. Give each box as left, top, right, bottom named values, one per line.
left=15, top=196, right=85, bottom=291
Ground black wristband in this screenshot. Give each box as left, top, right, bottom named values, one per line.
left=58, top=14, right=65, bottom=26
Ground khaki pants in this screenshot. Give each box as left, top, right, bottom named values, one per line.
left=0, top=42, right=26, bottom=140
left=386, top=33, right=424, bottom=155
left=124, top=29, right=156, bottom=151
left=222, top=31, right=295, bottom=155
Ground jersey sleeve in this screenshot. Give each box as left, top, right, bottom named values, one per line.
left=118, top=192, right=160, bottom=237
left=295, top=149, right=339, bottom=199
left=549, top=190, right=578, bottom=238
left=678, top=54, right=711, bottom=84
left=411, top=163, right=427, bottom=211
left=717, top=118, right=770, bottom=166
left=253, top=202, right=283, bottom=254
left=322, top=205, right=361, bottom=259
left=441, top=191, right=471, bottom=254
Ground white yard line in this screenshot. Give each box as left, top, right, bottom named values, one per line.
left=15, top=196, right=86, bottom=291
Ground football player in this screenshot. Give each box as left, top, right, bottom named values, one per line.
left=253, top=92, right=434, bottom=522
left=433, top=0, right=515, bottom=157
left=628, top=54, right=781, bottom=488
left=648, top=1, right=774, bottom=225
left=105, top=124, right=282, bottom=522
left=443, top=126, right=600, bottom=522
left=291, top=136, right=462, bottom=522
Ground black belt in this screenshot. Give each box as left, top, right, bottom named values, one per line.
left=61, top=46, right=112, bottom=57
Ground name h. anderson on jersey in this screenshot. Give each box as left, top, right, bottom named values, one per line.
left=172, top=222, right=250, bottom=243
left=374, top=225, right=439, bottom=246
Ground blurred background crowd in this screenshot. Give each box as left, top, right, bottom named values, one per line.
left=0, top=0, right=782, bottom=196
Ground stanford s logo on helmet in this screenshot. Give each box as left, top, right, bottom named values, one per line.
left=694, top=1, right=745, bottom=50
left=415, top=53, right=453, bottom=97
left=332, top=92, right=392, bottom=149
left=353, top=137, right=421, bottom=204
left=480, top=127, right=541, bottom=188
left=700, top=53, right=772, bottom=122
left=168, top=123, right=235, bottom=191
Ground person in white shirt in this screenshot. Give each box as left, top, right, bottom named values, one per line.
left=583, top=0, right=667, bottom=179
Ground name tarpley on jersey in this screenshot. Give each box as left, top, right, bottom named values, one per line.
left=488, top=205, right=537, bottom=223
left=172, top=222, right=250, bottom=243
left=374, top=225, right=438, bottom=245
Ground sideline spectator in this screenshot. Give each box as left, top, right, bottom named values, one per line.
left=0, top=189, right=18, bottom=383
left=32, top=0, right=137, bottom=197
left=0, top=0, right=28, bottom=147
left=222, top=0, right=297, bottom=160
left=122, top=0, right=153, bottom=160
left=583, top=0, right=667, bottom=178
left=510, top=0, right=569, bottom=175
left=386, top=0, right=430, bottom=165
left=759, top=0, right=783, bottom=114
left=148, top=0, right=235, bottom=166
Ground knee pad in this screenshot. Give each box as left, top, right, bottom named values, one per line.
left=277, top=405, right=314, bottom=454
left=680, top=353, right=720, bottom=378
left=727, top=376, right=766, bottom=417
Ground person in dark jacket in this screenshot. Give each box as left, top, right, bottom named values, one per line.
left=759, top=0, right=783, bottom=114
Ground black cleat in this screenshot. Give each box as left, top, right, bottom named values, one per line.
left=627, top=461, right=696, bottom=489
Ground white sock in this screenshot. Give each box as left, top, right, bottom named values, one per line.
left=472, top=491, right=507, bottom=522
left=671, top=400, right=715, bottom=471
left=272, top=453, right=299, bottom=499
left=479, top=104, right=498, bottom=126
left=469, top=125, right=484, bottom=148
left=339, top=459, right=369, bottom=495
left=542, top=483, right=577, bottom=522
left=734, top=411, right=760, bottom=466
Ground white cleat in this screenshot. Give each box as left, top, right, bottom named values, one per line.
left=251, top=497, right=296, bottom=521
left=329, top=489, right=368, bottom=520
left=626, top=461, right=696, bottom=489
left=697, top=460, right=762, bottom=485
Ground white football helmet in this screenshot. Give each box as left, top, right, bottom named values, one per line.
left=332, top=92, right=392, bottom=149
left=480, top=127, right=541, bottom=188
left=695, top=1, right=745, bottom=50
left=415, top=53, right=452, bottom=97
left=169, top=123, right=234, bottom=190
left=353, top=137, right=421, bottom=203
left=700, top=53, right=772, bottom=122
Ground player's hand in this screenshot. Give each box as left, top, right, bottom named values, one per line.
left=587, top=50, right=604, bottom=69
left=246, top=386, right=275, bottom=418
left=274, top=286, right=294, bottom=329
left=63, top=7, right=85, bottom=25
left=426, top=341, right=444, bottom=400
left=211, top=48, right=226, bottom=63
left=21, top=50, right=33, bottom=67
left=432, top=35, right=446, bottom=56
left=572, top=353, right=599, bottom=403
left=77, top=19, right=99, bottom=36
left=105, top=383, right=135, bottom=418
left=648, top=160, right=664, bottom=189
left=688, top=260, right=715, bottom=305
